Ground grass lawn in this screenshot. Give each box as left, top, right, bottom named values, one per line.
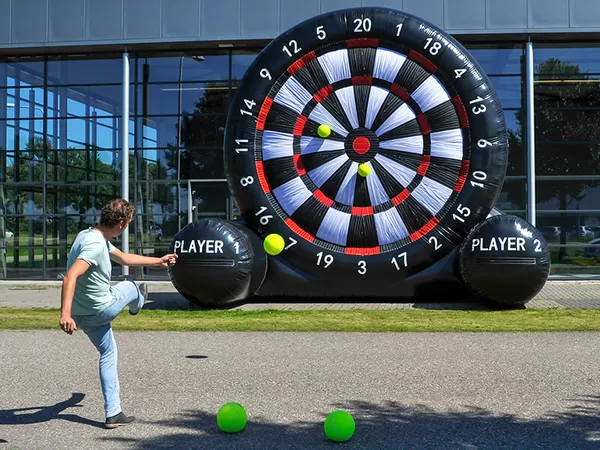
left=2, top=308, right=600, bottom=332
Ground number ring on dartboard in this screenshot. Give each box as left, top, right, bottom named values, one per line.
left=225, top=7, right=508, bottom=280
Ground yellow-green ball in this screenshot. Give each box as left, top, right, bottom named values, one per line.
left=324, top=410, right=355, bottom=442
left=317, top=124, right=331, bottom=138
left=358, top=163, right=371, bottom=177
left=217, top=402, right=247, bottom=433
left=263, top=233, right=285, bottom=256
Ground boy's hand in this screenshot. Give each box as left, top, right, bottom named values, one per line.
left=59, top=315, right=77, bottom=335
left=159, top=253, right=178, bottom=267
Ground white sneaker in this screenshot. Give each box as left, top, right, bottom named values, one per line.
left=130, top=283, right=148, bottom=316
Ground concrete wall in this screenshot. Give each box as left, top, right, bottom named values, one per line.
left=0, top=0, right=599, bottom=50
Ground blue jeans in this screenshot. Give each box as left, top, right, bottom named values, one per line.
left=72, top=280, right=144, bottom=418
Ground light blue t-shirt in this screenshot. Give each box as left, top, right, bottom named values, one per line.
left=66, top=228, right=116, bottom=316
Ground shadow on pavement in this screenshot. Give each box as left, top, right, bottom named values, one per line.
left=100, top=395, right=600, bottom=449
left=0, top=393, right=104, bottom=429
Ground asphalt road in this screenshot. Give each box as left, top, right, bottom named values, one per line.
left=1, top=331, right=600, bottom=449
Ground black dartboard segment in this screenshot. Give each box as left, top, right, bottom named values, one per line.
left=225, top=7, right=508, bottom=281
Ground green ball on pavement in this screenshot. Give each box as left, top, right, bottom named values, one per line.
left=324, top=410, right=355, bottom=442
left=263, top=233, right=285, bottom=256
left=358, top=163, right=371, bottom=177
left=317, top=124, right=331, bottom=138
left=217, top=402, right=247, bottom=433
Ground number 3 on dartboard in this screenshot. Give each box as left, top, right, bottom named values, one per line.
left=358, top=260, right=367, bottom=275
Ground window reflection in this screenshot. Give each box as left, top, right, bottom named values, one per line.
left=136, top=54, right=230, bottom=83
left=496, top=179, right=526, bottom=211
left=534, top=46, right=600, bottom=74
left=468, top=46, right=524, bottom=76
left=188, top=182, right=231, bottom=221
left=488, top=76, right=522, bottom=109
left=534, top=59, right=600, bottom=201
left=136, top=214, right=179, bottom=249
left=135, top=149, right=177, bottom=181
left=181, top=147, right=225, bottom=179
left=136, top=183, right=178, bottom=215
left=537, top=211, right=600, bottom=274
left=137, top=82, right=229, bottom=116
left=45, top=184, right=120, bottom=215
left=45, top=150, right=120, bottom=183
left=0, top=57, right=45, bottom=87
left=47, top=85, right=128, bottom=118
left=232, top=52, right=258, bottom=80
left=47, top=55, right=128, bottom=85
left=537, top=180, right=600, bottom=211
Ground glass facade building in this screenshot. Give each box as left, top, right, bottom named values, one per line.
left=1, top=2, right=600, bottom=279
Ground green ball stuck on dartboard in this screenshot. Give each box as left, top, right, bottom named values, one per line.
left=358, top=163, right=371, bottom=177
left=263, top=233, right=285, bottom=256
left=324, top=410, right=355, bottom=442
left=317, top=123, right=331, bottom=138
left=217, top=402, right=247, bottom=433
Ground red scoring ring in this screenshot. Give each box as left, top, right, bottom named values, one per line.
left=352, top=136, right=370, bottom=154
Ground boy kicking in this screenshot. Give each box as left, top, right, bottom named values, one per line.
left=59, top=198, right=177, bottom=428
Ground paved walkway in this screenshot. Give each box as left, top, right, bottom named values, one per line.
left=0, top=279, right=599, bottom=310
left=2, top=331, right=600, bottom=449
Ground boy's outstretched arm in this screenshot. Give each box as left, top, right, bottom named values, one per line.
left=110, top=248, right=178, bottom=267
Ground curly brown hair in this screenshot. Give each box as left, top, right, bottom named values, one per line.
left=100, top=198, right=135, bottom=228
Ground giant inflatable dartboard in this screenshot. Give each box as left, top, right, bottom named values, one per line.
left=225, top=7, right=508, bottom=282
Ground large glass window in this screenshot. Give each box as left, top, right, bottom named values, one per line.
left=0, top=54, right=129, bottom=279
left=2, top=42, right=599, bottom=281
left=129, top=51, right=234, bottom=279
left=533, top=44, right=600, bottom=276
left=134, top=52, right=230, bottom=187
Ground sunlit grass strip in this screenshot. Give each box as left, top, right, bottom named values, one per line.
left=1, top=308, right=600, bottom=332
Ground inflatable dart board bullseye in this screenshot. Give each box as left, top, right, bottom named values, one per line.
left=224, top=7, right=508, bottom=293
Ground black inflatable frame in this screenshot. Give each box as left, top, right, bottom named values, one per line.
left=168, top=7, right=551, bottom=307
